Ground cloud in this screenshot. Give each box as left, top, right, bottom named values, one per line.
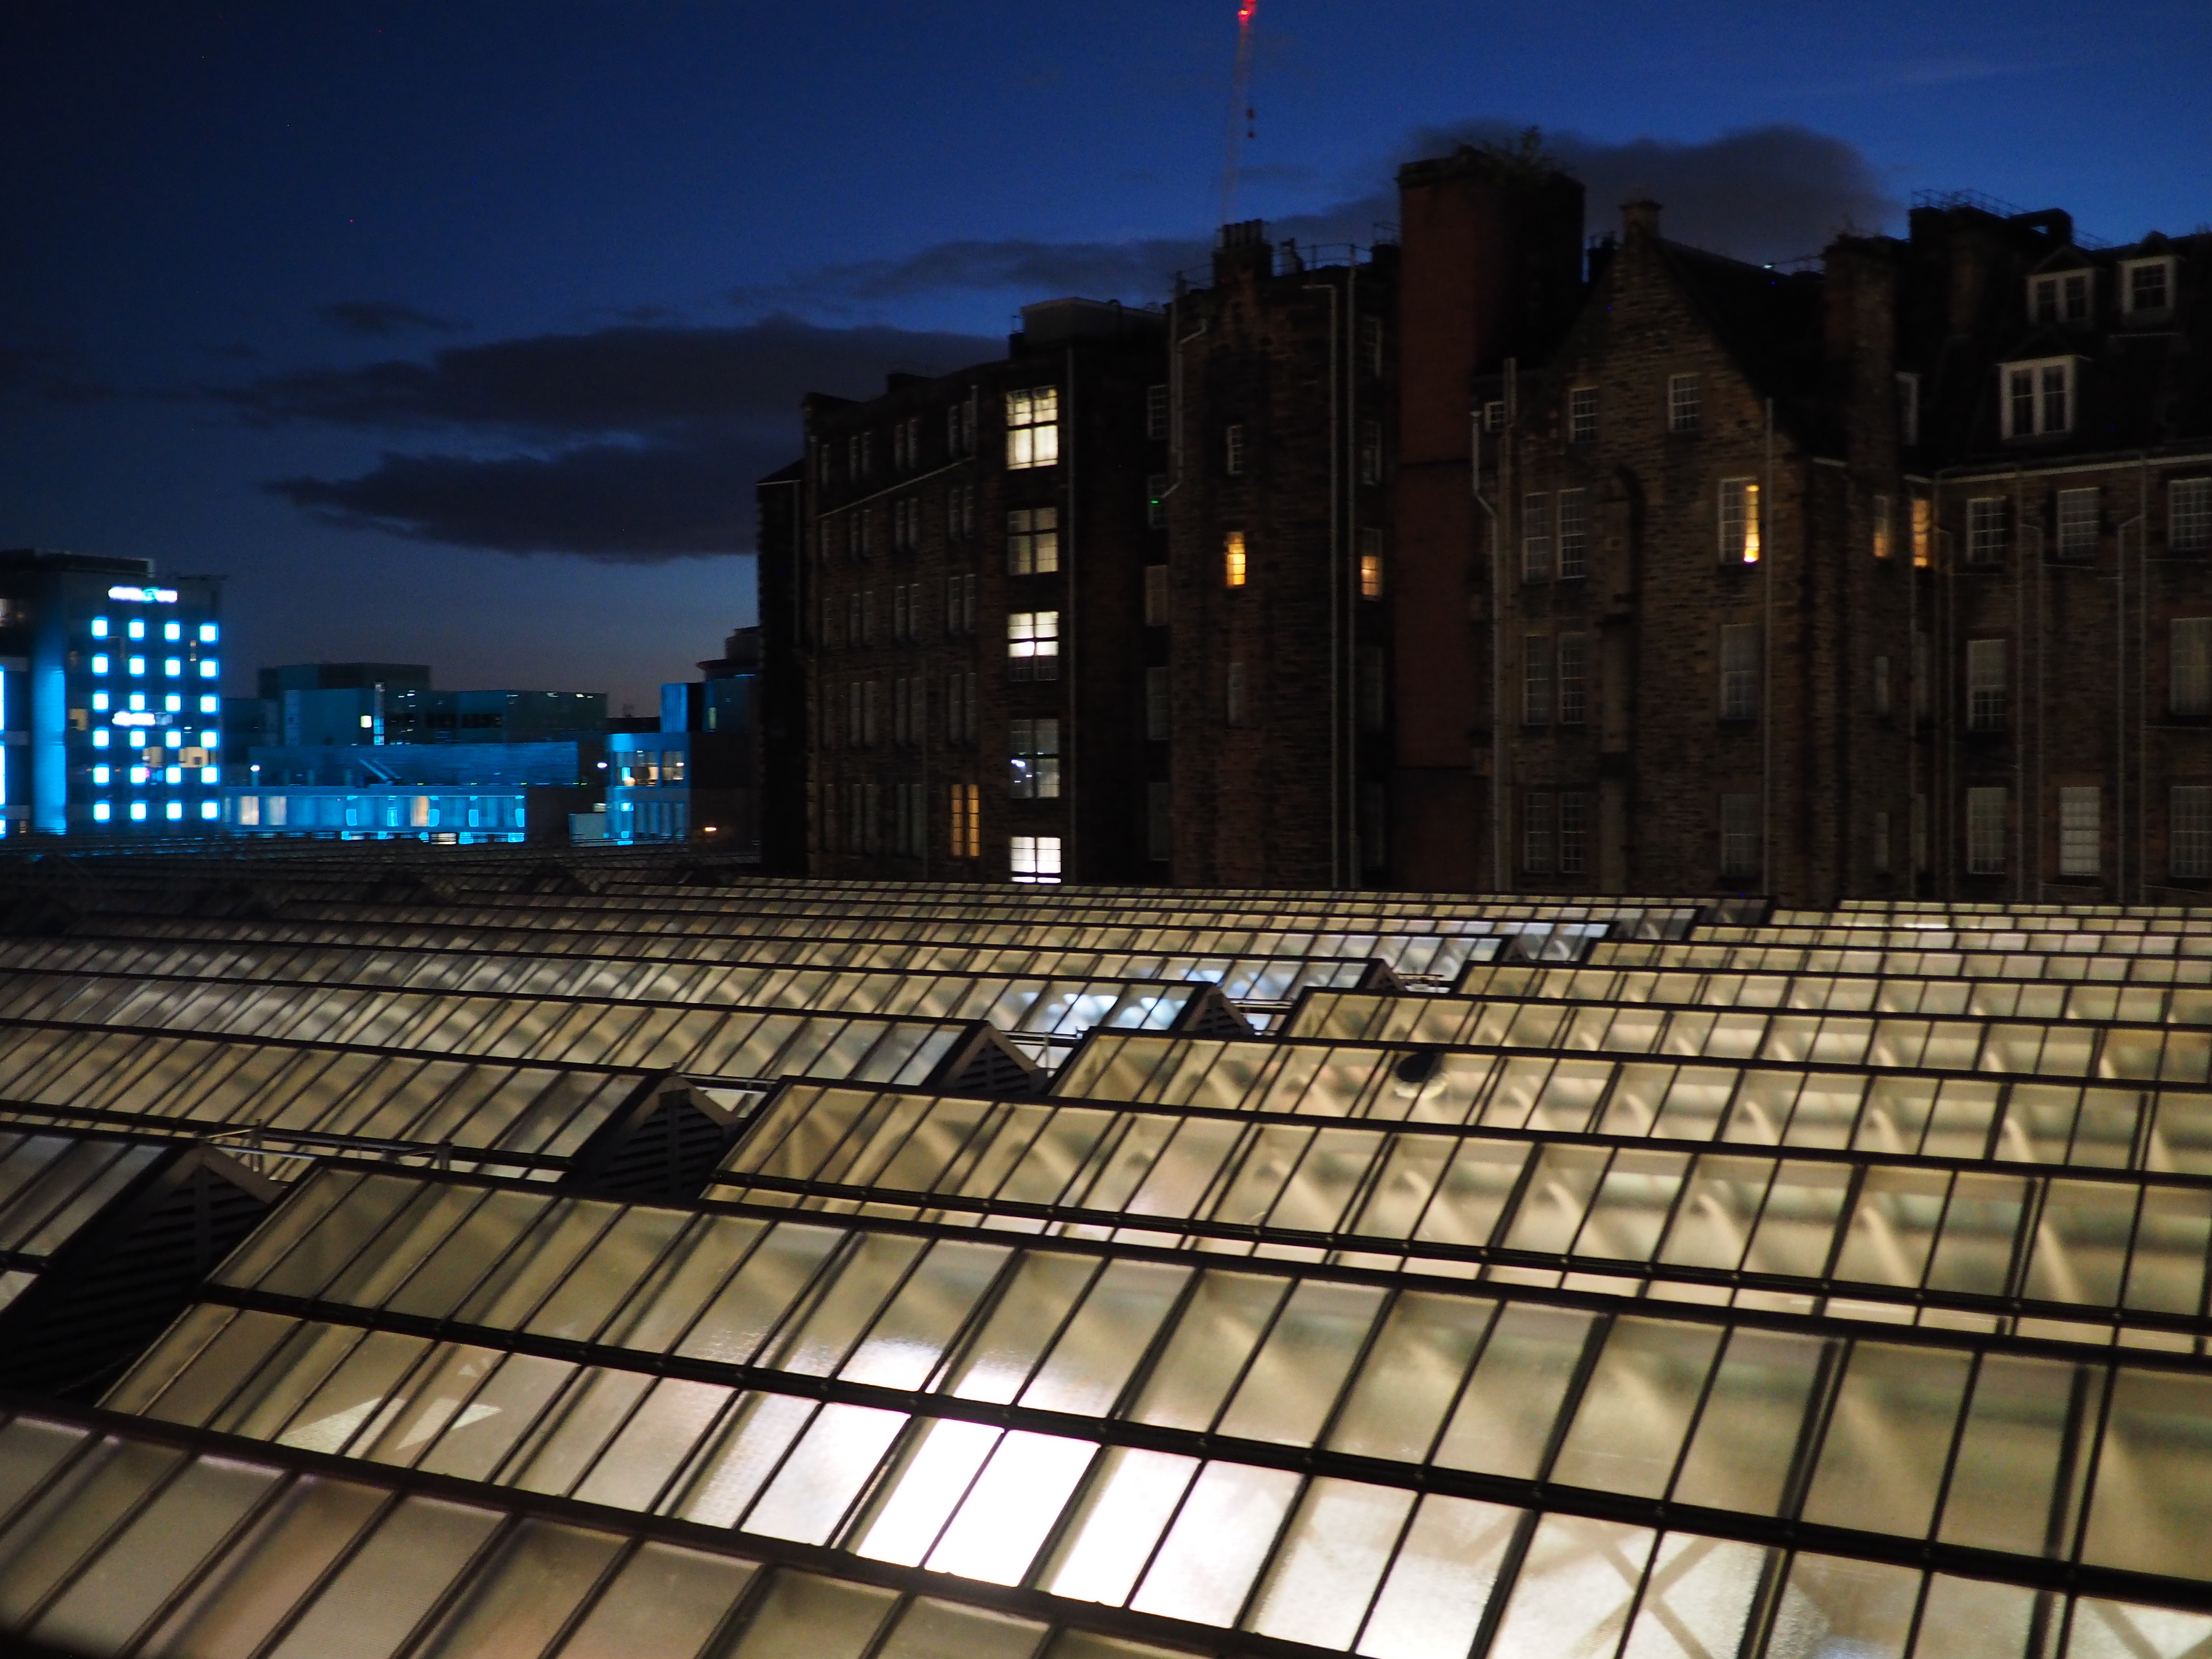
left=741, top=120, right=1898, bottom=312
left=231, top=315, right=998, bottom=560
left=318, top=300, right=465, bottom=339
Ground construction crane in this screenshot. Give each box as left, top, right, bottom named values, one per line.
left=1217, top=0, right=1257, bottom=228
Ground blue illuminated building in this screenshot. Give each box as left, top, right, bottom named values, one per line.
left=600, top=626, right=760, bottom=851
left=0, top=549, right=224, bottom=837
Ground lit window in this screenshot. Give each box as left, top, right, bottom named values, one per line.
left=199, top=660, right=218, bottom=679
left=165, top=800, right=182, bottom=819
left=1557, top=489, right=1588, bottom=579
left=2059, top=785, right=2101, bottom=877
left=2029, top=271, right=2092, bottom=323
left=128, top=692, right=146, bottom=711
left=164, top=766, right=181, bottom=785
left=127, top=619, right=145, bottom=640
left=129, top=766, right=148, bottom=784
left=127, top=731, right=145, bottom=749
left=1006, top=507, right=1060, bottom=575
left=201, top=729, right=218, bottom=747
left=1569, top=386, right=1598, bottom=443
left=1010, top=834, right=1062, bottom=883
left=127, top=656, right=145, bottom=676
left=1967, top=786, right=2007, bottom=874
left=1521, top=493, right=1553, bottom=582
left=1007, top=612, right=1060, bottom=681
left=1006, top=387, right=1059, bottom=469
left=2170, top=478, right=2212, bottom=553
left=91, top=692, right=109, bottom=711
left=1008, top=717, right=1061, bottom=799
left=2175, top=786, right=2212, bottom=880
left=163, top=693, right=181, bottom=712
left=201, top=766, right=218, bottom=784
left=2000, top=357, right=2074, bottom=437
left=1968, top=638, right=2009, bottom=730
left=1720, top=624, right=1760, bottom=721
left=1912, top=496, right=1933, bottom=567
left=92, top=731, right=108, bottom=749
left=164, top=730, right=182, bottom=748
left=1224, top=531, right=1247, bottom=587
left=949, top=783, right=980, bottom=858
left=1967, top=497, right=2008, bottom=565
left=199, top=694, right=219, bottom=713
left=200, top=800, right=219, bottom=819
left=198, top=623, right=218, bottom=643
left=359, top=712, right=373, bottom=728
left=1358, top=529, right=1384, bottom=599
left=129, top=801, right=147, bottom=821
left=2172, top=618, right=2212, bottom=716
left=1225, top=423, right=1245, bottom=476
left=92, top=802, right=110, bottom=822
left=90, top=618, right=108, bottom=638
left=92, top=766, right=110, bottom=784
left=1872, top=494, right=1894, bottom=561
left=1719, top=479, right=1761, bottom=563
left=91, top=655, right=108, bottom=676
left=1668, top=373, right=1702, bottom=433
left=163, top=657, right=181, bottom=676
left=163, top=621, right=181, bottom=642
left=2123, top=257, right=2175, bottom=316
left=2056, top=488, right=2099, bottom=559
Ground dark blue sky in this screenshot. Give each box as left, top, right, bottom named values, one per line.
left=4, top=0, right=2205, bottom=709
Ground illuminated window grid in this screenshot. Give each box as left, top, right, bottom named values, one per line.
left=0, top=1405, right=1203, bottom=1659
left=0, top=1027, right=667, bottom=1175
left=104, top=1170, right=2212, bottom=1637
left=1043, top=1030, right=2212, bottom=1177
left=1589, top=938, right=2212, bottom=987
left=1453, top=961, right=2212, bottom=1027
left=1287, top=989, right=2212, bottom=1087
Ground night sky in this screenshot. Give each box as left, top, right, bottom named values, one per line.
left=5, top=2, right=2206, bottom=711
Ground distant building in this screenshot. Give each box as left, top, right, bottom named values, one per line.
left=601, top=626, right=763, bottom=851
left=0, top=549, right=225, bottom=837
left=223, top=663, right=608, bottom=844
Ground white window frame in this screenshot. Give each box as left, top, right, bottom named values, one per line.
left=1967, top=497, right=2008, bottom=565
left=1225, top=423, right=1246, bottom=477
left=2173, top=618, right=2212, bottom=717
left=1719, top=793, right=1760, bottom=880
left=1557, top=633, right=1587, bottom=725
left=2029, top=271, right=2092, bottom=325
left=1967, top=638, right=2008, bottom=731
left=2058, top=785, right=2101, bottom=878
left=1006, top=387, right=1059, bottom=469
left=1557, top=488, right=1588, bottom=579
left=1522, top=636, right=1553, bottom=726
left=1569, top=386, right=1598, bottom=444
left=2174, top=786, right=2212, bottom=880
left=2170, top=477, right=2212, bottom=553
left=1719, top=479, right=1761, bottom=564
left=1967, top=786, right=2008, bottom=876
left=2055, top=487, right=2099, bottom=560
left=1523, top=790, right=1555, bottom=875
left=2122, top=256, right=2176, bottom=317
left=1007, top=507, right=1060, bottom=576
left=1668, top=373, right=1702, bottom=434
left=1521, top=493, right=1553, bottom=582
left=1008, top=717, right=1061, bottom=800
left=1719, top=624, right=1760, bottom=721
left=1999, top=356, right=2075, bottom=439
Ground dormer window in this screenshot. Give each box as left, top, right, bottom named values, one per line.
left=2030, top=271, right=2091, bottom=324
left=2123, top=257, right=2176, bottom=317
left=2000, top=357, right=2075, bottom=439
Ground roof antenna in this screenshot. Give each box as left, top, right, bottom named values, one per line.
left=1217, top=0, right=1257, bottom=229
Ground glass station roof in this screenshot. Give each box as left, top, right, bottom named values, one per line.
left=1, top=850, right=2211, bottom=1658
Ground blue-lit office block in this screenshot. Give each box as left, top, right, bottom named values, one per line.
left=0, top=549, right=224, bottom=837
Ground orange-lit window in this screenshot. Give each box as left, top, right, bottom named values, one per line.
left=1225, top=531, right=1247, bottom=587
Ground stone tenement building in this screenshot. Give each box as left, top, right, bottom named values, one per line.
left=760, top=149, right=2212, bottom=905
